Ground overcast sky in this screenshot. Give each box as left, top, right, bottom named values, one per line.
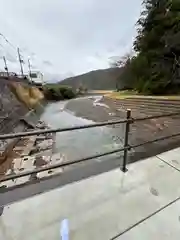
left=0, top=0, right=142, bottom=80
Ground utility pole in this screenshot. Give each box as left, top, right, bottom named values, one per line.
left=17, top=47, right=24, bottom=77
left=28, top=58, right=32, bottom=83
left=3, top=56, right=9, bottom=78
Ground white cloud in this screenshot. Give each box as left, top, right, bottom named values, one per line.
left=43, top=60, right=53, bottom=66
left=0, top=0, right=142, bottom=79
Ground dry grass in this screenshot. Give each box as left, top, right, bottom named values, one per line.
left=105, top=90, right=138, bottom=99
left=107, top=90, right=180, bottom=100
left=10, top=82, right=44, bottom=108
left=88, top=90, right=114, bottom=94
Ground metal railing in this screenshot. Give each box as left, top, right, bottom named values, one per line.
left=1, top=110, right=180, bottom=183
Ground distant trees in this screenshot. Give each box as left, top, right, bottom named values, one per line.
left=43, top=85, right=76, bottom=101
left=110, top=53, right=135, bottom=91
left=113, top=0, right=180, bottom=94
left=76, top=84, right=88, bottom=95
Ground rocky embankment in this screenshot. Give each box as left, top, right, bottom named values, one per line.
left=0, top=78, right=66, bottom=189
left=0, top=78, right=45, bottom=168
left=0, top=79, right=28, bottom=163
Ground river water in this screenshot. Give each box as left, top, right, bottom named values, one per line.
left=41, top=97, right=123, bottom=163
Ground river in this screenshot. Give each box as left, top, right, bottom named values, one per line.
left=41, top=96, right=124, bottom=163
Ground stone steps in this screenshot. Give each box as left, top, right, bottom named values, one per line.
left=99, top=96, right=180, bottom=161
left=112, top=99, right=180, bottom=110
left=114, top=99, right=180, bottom=107
left=119, top=107, right=180, bottom=117
left=120, top=97, right=180, bottom=104
left=103, top=98, right=180, bottom=117
left=102, top=97, right=180, bottom=147
left=116, top=104, right=180, bottom=114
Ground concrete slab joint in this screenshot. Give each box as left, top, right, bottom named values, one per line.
left=1, top=148, right=180, bottom=239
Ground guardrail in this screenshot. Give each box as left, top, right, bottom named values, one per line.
left=0, top=110, right=180, bottom=183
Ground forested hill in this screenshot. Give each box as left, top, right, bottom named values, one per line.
left=114, top=0, right=180, bottom=95
left=60, top=68, right=123, bottom=90
left=61, top=1, right=180, bottom=94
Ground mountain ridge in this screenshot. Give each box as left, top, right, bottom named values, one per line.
left=59, top=67, right=123, bottom=90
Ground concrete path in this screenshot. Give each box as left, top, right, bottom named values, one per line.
left=1, top=147, right=180, bottom=239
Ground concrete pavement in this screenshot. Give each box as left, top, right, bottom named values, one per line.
left=1, top=147, right=180, bottom=239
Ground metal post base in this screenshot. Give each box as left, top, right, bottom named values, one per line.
left=120, top=167, right=128, bottom=173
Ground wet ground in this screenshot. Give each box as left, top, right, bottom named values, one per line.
left=1, top=95, right=180, bottom=189
left=0, top=96, right=125, bottom=190
left=65, top=96, right=180, bottom=163
left=41, top=97, right=124, bottom=163
left=1, top=95, right=180, bottom=205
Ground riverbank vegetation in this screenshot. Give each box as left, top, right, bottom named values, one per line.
left=43, top=84, right=76, bottom=101
left=113, top=0, right=180, bottom=95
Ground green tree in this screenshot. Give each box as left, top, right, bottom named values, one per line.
left=113, top=0, right=180, bottom=94
left=133, top=0, right=180, bottom=94
left=110, top=53, right=135, bottom=91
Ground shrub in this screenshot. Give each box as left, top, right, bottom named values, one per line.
left=62, top=88, right=76, bottom=99
left=43, top=85, right=76, bottom=101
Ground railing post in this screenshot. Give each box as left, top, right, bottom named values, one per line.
left=121, top=109, right=131, bottom=173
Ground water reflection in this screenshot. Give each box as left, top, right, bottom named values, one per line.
left=41, top=98, right=123, bottom=162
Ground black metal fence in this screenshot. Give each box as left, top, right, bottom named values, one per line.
left=0, top=110, right=180, bottom=183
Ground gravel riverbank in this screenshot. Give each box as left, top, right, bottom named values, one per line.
left=65, top=96, right=180, bottom=163
left=1, top=96, right=180, bottom=205
left=65, top=96, right=126, bottom=122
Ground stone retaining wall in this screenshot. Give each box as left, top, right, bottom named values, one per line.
left=0, top=79, right=33, bottom=162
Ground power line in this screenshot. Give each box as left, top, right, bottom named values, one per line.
left=0, top=45, right=17, bottom=69
left=0, top=33, right=27, bottom=75
left=0, top=32, right=43, bottom=74
left=0, top=33, right=24, bottom=63
left=0, top=33, right=17, bottom=51
left=0, top=38, right=17, bottom=63
left=0, top=33, right=34, bottom=63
